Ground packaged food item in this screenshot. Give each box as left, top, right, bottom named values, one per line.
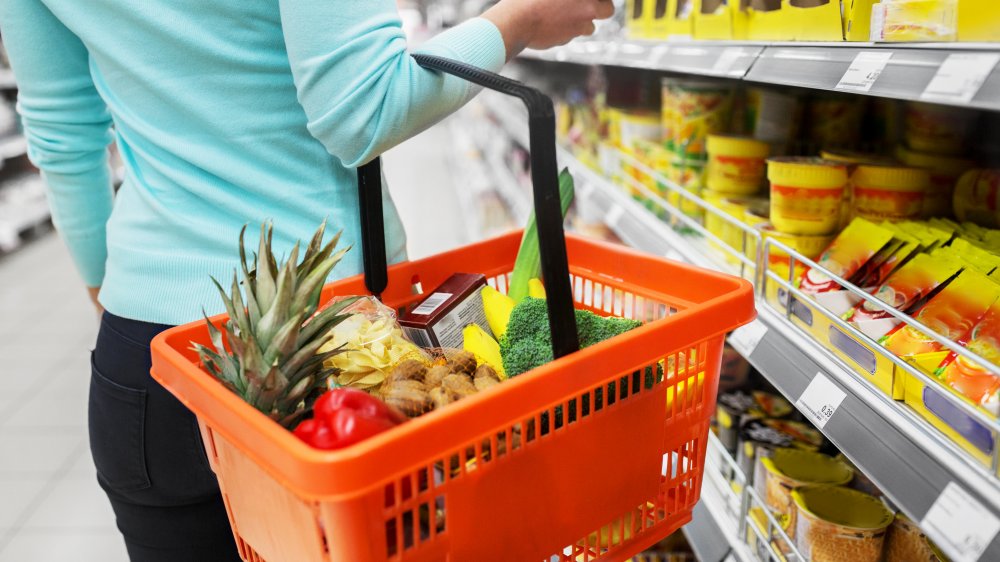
left=884, top=513, right=948, bottom=562
left=954, top=169, right=1000, bottom=228
left=744, top=87, right=803, bottom=153
left=768, top=157, right=848, bottom=235
left=872, top=0, right=959, bottom=42
left=791, top=485, right=894, bottom=562
left=851, top=165, right=931, bottom=222
left=820, top=149, right=896, bottom=171
left=806, top=94, right=864, bottom=150
left=618, top=110, right=663, bottom=149
left=896, top=145, right=974, bottom=218
left=321, top=297, right=429, bottom=392
left=706, top=134, right=770, bottom=195
left=667, top=79, right=734, bottom=159
left=719, top=344, right=753, bottom=392
left=753, top=225, right=836, bottom=282
left=845, top=252, right=963, bottom=326
left=904, top=101, right=975, bottom=156
left=705, top=192, right=765, bottom=259
left=853, top=228, right=922, bottom=288
left=760, top=449, right=854, bottom=536
left=399, top=273, right=494, bottom=349
left=716, top=390, right=793, bottom=454
left=665, top=154, right=707, bottom=220
left=799, top=218, right=896, bottom=295
left=948, top=237, right=1000, bottom=273
left=937, top=299, right=1000, bottom=414
left=738, top=418, right=824, bottom=485
left=882, top=269, right=1000, bottom=357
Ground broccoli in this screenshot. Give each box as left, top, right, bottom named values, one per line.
left=500, top=297, right=642, bottom=378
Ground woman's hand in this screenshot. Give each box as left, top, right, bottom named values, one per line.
left=483, top=0, right=615, bottom=61
left=88, top=286, right=104, bottom=317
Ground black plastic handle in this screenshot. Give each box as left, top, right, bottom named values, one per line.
left=356, top=54, right=580, bottom=359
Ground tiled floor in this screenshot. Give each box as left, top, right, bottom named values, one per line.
left=0, top=126, right=464, bottom=561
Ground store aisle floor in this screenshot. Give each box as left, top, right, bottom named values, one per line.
left=0, top=126, right=463, bottom=561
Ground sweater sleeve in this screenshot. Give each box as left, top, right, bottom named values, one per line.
left=279, top=1, right=506, bottom=168
left=1, top=0, right=114, bottom=288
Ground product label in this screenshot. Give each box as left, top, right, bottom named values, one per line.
left=836, top=51, right=893, bottom=93
left=729, top=320, right=768, bottom=357
left=431, top=286, right=489, bottom=349
left=411, top=292, right=453, bottom=315
left=795, top=373, right=847, bottom=429
left=921, top=482, right=1000, bottom=562
left=922, top=53, right=1000, bottom=104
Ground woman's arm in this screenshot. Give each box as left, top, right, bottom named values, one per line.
left=0, top=0, right=115, bottom=294
left=280, top=0, right=613, bottom=168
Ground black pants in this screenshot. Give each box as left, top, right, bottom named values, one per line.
left=90, top=312, right=242, bottom=562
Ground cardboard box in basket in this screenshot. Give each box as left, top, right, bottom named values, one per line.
left=694, top=0, right=751, bottom=39
left=904, top=351, right=998, bottom=468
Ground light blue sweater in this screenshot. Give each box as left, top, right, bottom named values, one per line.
left=1, top=0, right=505, bottom=325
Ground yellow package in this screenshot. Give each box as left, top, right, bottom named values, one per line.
left=854, top=230, right=922, bottom=288
left=882, top=269, right=1000, bottom=357
left=949, top=238, right=1000, bottom=273
left=936, top=299, right=1000, bottom=414
left=845, top=252, right=963, bottom=323
left=799, top=218, right=896, bottom=295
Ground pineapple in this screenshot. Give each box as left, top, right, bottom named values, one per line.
left=194, top=222, right=357, bottom=428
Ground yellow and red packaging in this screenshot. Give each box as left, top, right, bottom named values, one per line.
left=707, top=134, right=771, bottom=195
left=851, top=165, right=931, bottom=223
left=769, top=157, right=848, bottom=236
left=895, top=146, right=974, bottom=219
left=799, top=218, right=895, bottom=295
left=882, top=269, right=1000, bottom=357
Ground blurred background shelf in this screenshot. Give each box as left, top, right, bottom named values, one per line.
left=521, top=39, right=1000, bottom=111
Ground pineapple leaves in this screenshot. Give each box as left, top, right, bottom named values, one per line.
left=193, top=221, right=352, bottom=429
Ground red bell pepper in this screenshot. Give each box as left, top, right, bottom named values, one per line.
left=293, top=388, right=406, bottom=450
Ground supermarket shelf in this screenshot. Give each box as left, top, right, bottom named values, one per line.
left=684, top=435, right=755, bottom=562
left=476, top=92, right=1000, bottom=562
left=0, top=69, right=15, bottom=89
left=0, top=134, right=26, bottom=161
left=521, top=38, right=1000, bottom=111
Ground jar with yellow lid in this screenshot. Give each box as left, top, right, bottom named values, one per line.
left=706, top=135, right=770, bottom=195
left=851, top=165, right=930, bottom=222
left=896, top=145, right=974, bottom=218
left=953, top=169, right=1000, bottom=228
left=769, top=157, right=848, bottom=236
left=760, top=449, right=854, bottom=540
left=791, top=485, right=894, bottom=562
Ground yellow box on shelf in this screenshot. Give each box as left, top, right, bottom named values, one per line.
left=747, top=0, right=875, bottom=41
left=665, top=0, right=697, bottom=38
left=903, top=351, right=996, bottom=467
left=626, top=0, right=653, bottom=39
left=694, top=0, right=751, bottom=40
left=958, top=0, right=1000, bottom=41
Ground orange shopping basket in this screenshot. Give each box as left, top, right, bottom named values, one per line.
left=150, top=54, right=755, bottom=562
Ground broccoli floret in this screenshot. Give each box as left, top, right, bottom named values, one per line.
left=500, top=297, right=643, bottom=377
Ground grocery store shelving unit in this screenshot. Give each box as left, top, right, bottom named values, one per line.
left=522, top=38, right=1000, bottom=111
left=473, top=80, right=1000, bottom=561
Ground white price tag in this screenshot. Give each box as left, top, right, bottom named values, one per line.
left=836, top=51, right=893, bottom=92
left=729, top=320, right=768, bottom=357
left=794, top=373, right=847, bottom=429
left=921, top=482, right=1000, bottom=562
left=712, top=48, right=744, bottom=76
left=922, top=53, right=1000, bottom=104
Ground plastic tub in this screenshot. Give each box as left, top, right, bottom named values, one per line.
left=791, top=485, right=894, bottom=562
left=896, top=146, right=974, bottom=218
left=706, top=135, right=770, bottom=195
left=768, top=157, right=848, bottom=235
left=851, top=164, right=931, bottom=222
left=760, top=449, right=853, bottom=537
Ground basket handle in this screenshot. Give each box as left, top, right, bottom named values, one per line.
left=356, top=54, right=580, bottom=359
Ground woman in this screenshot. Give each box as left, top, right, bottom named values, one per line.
left=0, top=0, right=614, bottom=560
